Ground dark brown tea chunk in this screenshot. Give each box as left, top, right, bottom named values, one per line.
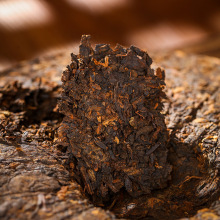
left=58, top=35, right=172, bottom=201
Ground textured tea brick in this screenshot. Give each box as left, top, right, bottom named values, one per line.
left=58, top=35, right=172, bottom=201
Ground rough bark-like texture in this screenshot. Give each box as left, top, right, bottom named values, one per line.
left=0, top=47, right=219, bottom=219
left=58, top=35, right=171, bottom=201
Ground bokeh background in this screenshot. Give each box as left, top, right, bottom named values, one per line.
left=0, top=0, right=220, bottom=70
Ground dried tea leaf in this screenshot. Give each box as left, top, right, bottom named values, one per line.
left=58, top=35, right=171, bottom=201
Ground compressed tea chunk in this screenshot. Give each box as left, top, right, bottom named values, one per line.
left=58, top=35, right=172, bottom=201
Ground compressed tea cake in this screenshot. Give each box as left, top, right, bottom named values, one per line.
left=58, top=35, right=172, bottom=201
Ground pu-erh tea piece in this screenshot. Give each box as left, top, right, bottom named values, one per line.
left=58, top=35, right=172, bottom=201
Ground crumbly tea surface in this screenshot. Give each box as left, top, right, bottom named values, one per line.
left=59, top=35, right=172, bottom=200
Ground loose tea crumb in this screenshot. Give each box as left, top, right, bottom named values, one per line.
left=58, top=35, right=172, bottom=201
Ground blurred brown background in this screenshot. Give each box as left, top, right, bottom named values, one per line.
left=0, top=0, right=220, bottom=70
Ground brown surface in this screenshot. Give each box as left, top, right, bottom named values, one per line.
left=0, top=48, right=219, bottom=219
left=58, top=36, right=171, bottom=202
